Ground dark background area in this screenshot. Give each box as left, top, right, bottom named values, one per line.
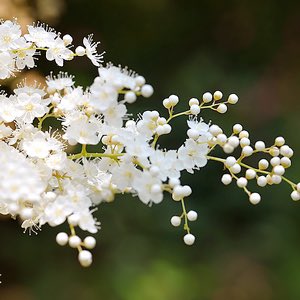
left=1, top=0, right=300, bottom=299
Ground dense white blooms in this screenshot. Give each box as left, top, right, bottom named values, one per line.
left=0, top=19, right=299, bottom=267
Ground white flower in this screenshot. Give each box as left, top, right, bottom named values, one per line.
left=102, top=103, right=127, bottom=127
left=23, top=132, right=51, bottom=158
left=0, top=124, right=12, bottom=139
left=90, top=81, right=118, bottom=112
left=0, top=141, right=45, bottom=207
left=132, top=171, right=163, bottom=204
left=98, top=64, right=137, bottom=90
left=177, top=138, right=209, bottom=173
left=77, top=210, right=99, bottom=233
left=46, top=37, right=73, bottom=66
left=58, top=87, right=86, bottom=112
left=45, top=152, right=67, bottom=170
left=63, top=117, right=100, bottom=145
left=149, top=150, right=180, bottom=181
left=44, top=201, right=72, bottom=226
left=0, top=95, right=21, bottom=122
left=111, top=161, right=139, bottom=191
left=46, top=72, right=75, bottom=91
left=22, top=131, right=63, bottom=159
left=83, top=34, right=103, bottom=67
left=14, top=82, right=46, bottom=97
left=13, top=38, right=36, bottom=70
left=0, top=20, right=22, bottom=50
left=25, top=24, right=57, bottom=48
left=57, top=183, right=92, bottom=212
left=187, top=118, right=212, bottom=141
left=0, top=52, right=15, bottom=79
left=16, top=92, right=49, bottom=123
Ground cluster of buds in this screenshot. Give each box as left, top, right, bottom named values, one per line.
left=0, top=19, right=299, bottom=267
left=208, top=123, right=297, bottom=204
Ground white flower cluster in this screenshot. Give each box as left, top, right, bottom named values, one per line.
left=0, top=19, right=103, bottom=79
left=1, top=19, right=299, bottom=267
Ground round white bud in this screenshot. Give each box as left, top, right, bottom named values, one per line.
left=280, top=145, right=293, bottom=158
left=69, top=235, right=81, bottom=248
left=240, top=137, right=250, bottom=147
left=135, top=76, right=146, bottom=86
left=169, top=178, right=180, bottom=188
left=202, top=92, right=213, bottom=103
left=217, top=133, right=227, bottom=144
left=75, top=46, right=86, bottom=56
left=141, top=85, right=154, bottom=97
left=84, top=236, right=96, bottom=249
left=189, top=98, right=199, bottom=106
left=225, top=156, right=237, bottom=167
left=271, top=175, right=282, bottom=184
left=270, top=147, right=280, bottom=157
left=228, top=94, right=238, bottom=104
left=63, top=34, right=73, bottom=45
left=163, top=98, right=172, bottom=108
left=209, top=125, right=222, bottom=136
left=281, top=157, right=291, bottom=168
left=156, top=126, right=165, bottom=136
left=257, top=176, right=267, bottom=187
left=171, top=216, right=181, bottom=227
left=270, top=157, right=281, bottom=166
left=245, top=169, right=256, bottom=179
left=275, top=136, right=285, bottom=147
left=187, top=211, right=198, bottom=221
left=172, top=186, right=184, bottom=201
left=190, top=104, right=200, bottom=115
left=242, top=146, right=253, bottom=157
left=56, top=232, right=69, bottom=246
left=151, top=184, right=162, bottom=194
left=233, top=124, right=243, bottom=134
left=249, top=193, right=261, bottom=205
left=78, top=250, right=93, bottom=267
left=291, top=191, right=300, bottom=201
left=213, top=91, right=223, bottom=100
left=68, top=214, right=80, bottom=226
left=168, top=94, right=179, bottom=106
left=228, top=136, right=239, bottom=148
left=237, top=177, right=248, bottom=188
left=258, top=159, right=269, bottom=170
left=239, top=130, right=249, bottom=139
left=182, top=185, right=192, bottom=197
left=297, top=183, right=300, bottom=192
left=162, top=124, right=171, bottom=134
left=187, top=129, right=200, bottom=140
left=221, top=174, right=232, bottom=185
left=183, top=233, right=195, bottom=245
left=125, top=91, right=137, bottom=103
left=217, top=103, right=227, bottom=113
left=273, top=165, right=285, bottom=176
left=223, top=143, right=234, bottom=154
left=255, top=141, right=266, bottom=151
left=150, top=110, right=159, bottom=119
left=230, top=163, right=242, bottom=174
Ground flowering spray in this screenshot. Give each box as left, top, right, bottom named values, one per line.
left=0, top=20, right=299, bottom=267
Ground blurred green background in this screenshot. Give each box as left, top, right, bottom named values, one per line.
left=1, top=0, right=300, bottom=299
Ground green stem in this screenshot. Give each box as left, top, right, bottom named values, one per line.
left=181, top=198, right=190, bottom=234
